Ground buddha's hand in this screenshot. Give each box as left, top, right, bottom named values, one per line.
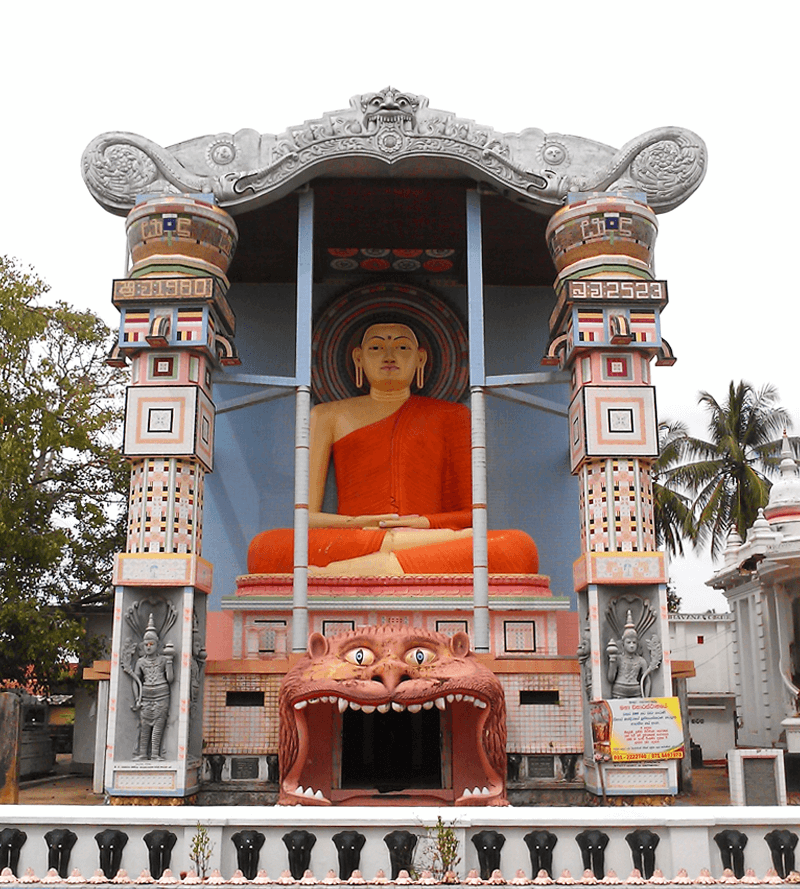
left=342, top=513, right=430, bottom=529
left=378, top=515, right=431, bottom=529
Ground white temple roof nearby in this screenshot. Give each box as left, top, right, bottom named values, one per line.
left=82, top=87, right=707, bottom=216
left=711, top=433, right=800, bottom=588
left=765, top=433, right=800, bottom=526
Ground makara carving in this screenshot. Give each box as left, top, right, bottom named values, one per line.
left=83, top=88, right=706, bottom=216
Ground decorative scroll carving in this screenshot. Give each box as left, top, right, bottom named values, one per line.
left=83, top=88, right=707, bottom=216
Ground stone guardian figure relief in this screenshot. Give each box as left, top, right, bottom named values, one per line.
left=131, top=614, right=174, bottom=760
left=604, top=598, right=662, bottom=699
left=121, top=599, right=178, bottom=760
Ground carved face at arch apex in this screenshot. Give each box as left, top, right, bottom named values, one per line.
left=279, top=625, right=507, bottom=806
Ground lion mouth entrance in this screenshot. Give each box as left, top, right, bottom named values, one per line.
left=340, top=708, right=442, bottom=792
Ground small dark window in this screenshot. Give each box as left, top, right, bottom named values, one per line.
left=527, top=755, right=555, bottom=778
left=520, top=690, right=559, bottom=705
left=230, top=757, right=260, bottom=779
left=697, top=635, right=705, bottom=645
left=226, top=691, right=264, bottom=707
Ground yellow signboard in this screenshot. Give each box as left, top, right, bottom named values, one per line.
left=591, top=697, right=684, bottom=762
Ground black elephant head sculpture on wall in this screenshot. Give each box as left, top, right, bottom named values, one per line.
left=44, top=829, right=78, bottom=879
left=472, top=830, right=506, bottom=881
left=576, top=830, right=609, bottom=879
left=764, top=830, right=797, bottom=880
left=0, top=828, right=27, bottom=877
left=714, top=830, right=748, bottom=879
left=95, top=829, right=128, bottom=879
left=524, top=830, right=558, bottom=879
left=625, top=829, right=660, bottom=880
left=231, top=830, right=266, bottom=881
left=384, top=830, right=418, bottom=880
left=332, top=831, right=366, bottom=880
left=143, top=829, right=176, bottom=880
left=283, top=830, right=316, bottom=880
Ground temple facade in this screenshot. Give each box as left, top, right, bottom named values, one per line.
left=82, top=88, right=707, bottom=804
left=710, top=435, right=800, bottom=753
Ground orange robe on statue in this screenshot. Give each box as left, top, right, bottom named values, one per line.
left=247, top=396, right=538, bottom=574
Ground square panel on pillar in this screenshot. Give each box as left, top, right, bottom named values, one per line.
left=600, top=353, right=634, bottom=382
left=124, top=385, right=215, bottom=471
left=569, top=385, right=658, bottom=470
left=588, top=385, right=658, bottom=455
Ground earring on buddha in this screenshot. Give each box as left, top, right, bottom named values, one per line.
left=416, top=364, right=425, bottom=390
left=355, top=364, right=363, bottom=388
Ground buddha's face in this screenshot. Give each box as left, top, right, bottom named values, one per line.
left=353, top=323, right=427, bottom=391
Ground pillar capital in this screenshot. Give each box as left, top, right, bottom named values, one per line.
left=546, top=192, right=658, bottom=293
left=126, top=196, right=238, bottom=281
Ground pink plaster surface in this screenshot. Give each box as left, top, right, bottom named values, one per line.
left=206, top=610, right=233, bottom=660
left=557, top=611, right=580, bottom=654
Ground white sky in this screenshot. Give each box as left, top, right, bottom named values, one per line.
left=2, top=3, right=797, bottom=614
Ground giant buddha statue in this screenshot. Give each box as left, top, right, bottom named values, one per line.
left=247, top=323, right=538, bottom=576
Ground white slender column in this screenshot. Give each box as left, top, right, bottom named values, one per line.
left=292, top=188, right=314, bottom=651
left=466, top=189, right=490, bottom=652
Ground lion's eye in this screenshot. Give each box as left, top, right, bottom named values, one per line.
left=344, top=647, right=374, bottom=666
left=405, top=647, right=435, bottom=667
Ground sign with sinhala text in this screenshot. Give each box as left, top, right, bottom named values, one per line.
left=594, top=697, right=684, bottom=762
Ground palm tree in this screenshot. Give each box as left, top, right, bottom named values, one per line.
left=652, top=419, right=696, bottom=556
left=654, top=382, right=792, bottom=559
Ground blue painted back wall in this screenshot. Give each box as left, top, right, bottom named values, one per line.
left=203, top=283, right=580, bottom=611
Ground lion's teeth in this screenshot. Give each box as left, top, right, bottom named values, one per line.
left=294, top=700, right=308, bottom=710
left=481, top=786, right=490, bottom=795
left=475, top=699, right=487, bottom=709
left=455, top=694, right=463, bottom=701
left=463, top=695, right=474, bottom=703
left=304, top=787, right=316, bottom=797
left=377, top=703, right=390, bottom=713
left=446, top=694, right=455, bottom=703
left=463, top=787, right=473, bottom=798
left=314, top=790, right=324, bottom=799
left=472, top=786, right=481, bottom=796
left=350, top=702, right=362, bottom=711
left=392, top=702, right=405, bottom=712
left=435, top=698, right=446, bottom=710
left=338, top=698, right=348, bottom=713
left=296, top=786, right=304, bottom=795
left=407, top=703, right=422, bottom=714
left=309, top=698, right=319, bottom=705
left=422, top=700, right=434, bottom=710
left=361, top=705, right=376, bottom=714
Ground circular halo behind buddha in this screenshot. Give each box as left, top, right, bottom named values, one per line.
left=311, top=284, right=468, bottom=403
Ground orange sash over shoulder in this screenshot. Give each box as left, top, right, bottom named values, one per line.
left=333, top=396, right=472, bottom=529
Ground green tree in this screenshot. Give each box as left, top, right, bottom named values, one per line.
left=0, top=256, right=127, bottom=691
left=654, top=381, right=793, bottom=560
left=653, top=420, right=696, bottom=557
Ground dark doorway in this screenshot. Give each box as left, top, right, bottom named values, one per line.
left=340, top=708, right=442, bottom=792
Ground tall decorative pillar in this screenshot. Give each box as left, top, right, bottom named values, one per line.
left=545, top=192, right=676, bottom=797
left=104, top=197, right=239, bottom=800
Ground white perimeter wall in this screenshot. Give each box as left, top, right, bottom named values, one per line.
left=1, top=805, right=800, bottom=882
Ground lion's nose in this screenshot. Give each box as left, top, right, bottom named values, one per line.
left=370, top=662, right=411, bottom=692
